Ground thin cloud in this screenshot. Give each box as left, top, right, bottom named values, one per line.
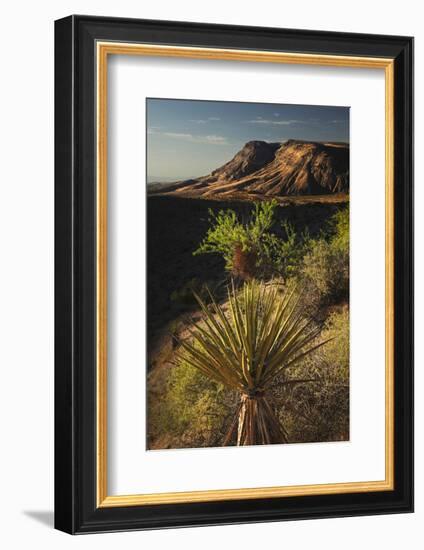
left=203, top=135, right=227, bottom=144
left=245, top=119, right=304, bottom=126
left=189, top=117, right=221, bottom=124
left=163, top=132, right=194, bottom=139
left=246, top=118, right=348, bottom=127
left=154, top=131, right=228, bottom=145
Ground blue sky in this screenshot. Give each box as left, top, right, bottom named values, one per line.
left=147, top=98, right=349, bottom=181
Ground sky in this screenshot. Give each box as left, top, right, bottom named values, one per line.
left=147, top=98, right=349, bottom=181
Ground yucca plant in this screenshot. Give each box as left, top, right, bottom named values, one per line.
left=176, top=280, right=330, bottom=446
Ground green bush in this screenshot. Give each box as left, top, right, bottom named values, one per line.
left=298, top=207, right=349, bottom=307
left=193, top=200, right=276, bottom=272
left=271, top=221, right=310, bottom=279
left=194, top=200, right=308, bottom=280
left=301, top=240, right=349, bottom=305
left=273, top=306, right=349, bottom=443
left=320, top=307, right=350, bottom=380
left=148, top=358, right=236, bottom=449
left=331, top=207, right=349, bottom=252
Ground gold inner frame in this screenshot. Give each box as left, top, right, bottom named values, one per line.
left=96, top=42, right=395, bottom=508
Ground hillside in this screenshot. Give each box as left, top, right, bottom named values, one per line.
left=149, top=139, right=349, bottom=200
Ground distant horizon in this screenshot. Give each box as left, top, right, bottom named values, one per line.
left=147, top=98, right=350, bottom=181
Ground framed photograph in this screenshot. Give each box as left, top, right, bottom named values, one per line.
left=54, top=15, right=413, bottom=534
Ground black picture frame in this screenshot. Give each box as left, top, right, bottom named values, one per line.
left=55, top=15, right=414, bottom=534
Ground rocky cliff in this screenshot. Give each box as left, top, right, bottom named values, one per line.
left=150, top=139, right=349, bottom=199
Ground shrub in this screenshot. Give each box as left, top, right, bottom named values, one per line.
left=331, top=207, right=349, bottom=252
left=269, top=221, right=310, bottom=279
left=320, top=306, right=350, bottom=380
left=193, top=200, right=276, bottom=278
left=298, top=207, right=349, bottom=307
left=301, top=240, right=349, bottom=305
left=148, top=356, right=236, bottom=449
left=273, top=306, right=349, bottom=443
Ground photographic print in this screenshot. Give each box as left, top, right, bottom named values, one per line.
left=146, top=98, right=350, bottom=450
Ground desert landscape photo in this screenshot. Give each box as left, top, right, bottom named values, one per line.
left=146, top=98, right=350, bottom=450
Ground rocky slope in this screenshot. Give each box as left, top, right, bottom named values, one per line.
left=151, top=139, right=349, bottom=199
